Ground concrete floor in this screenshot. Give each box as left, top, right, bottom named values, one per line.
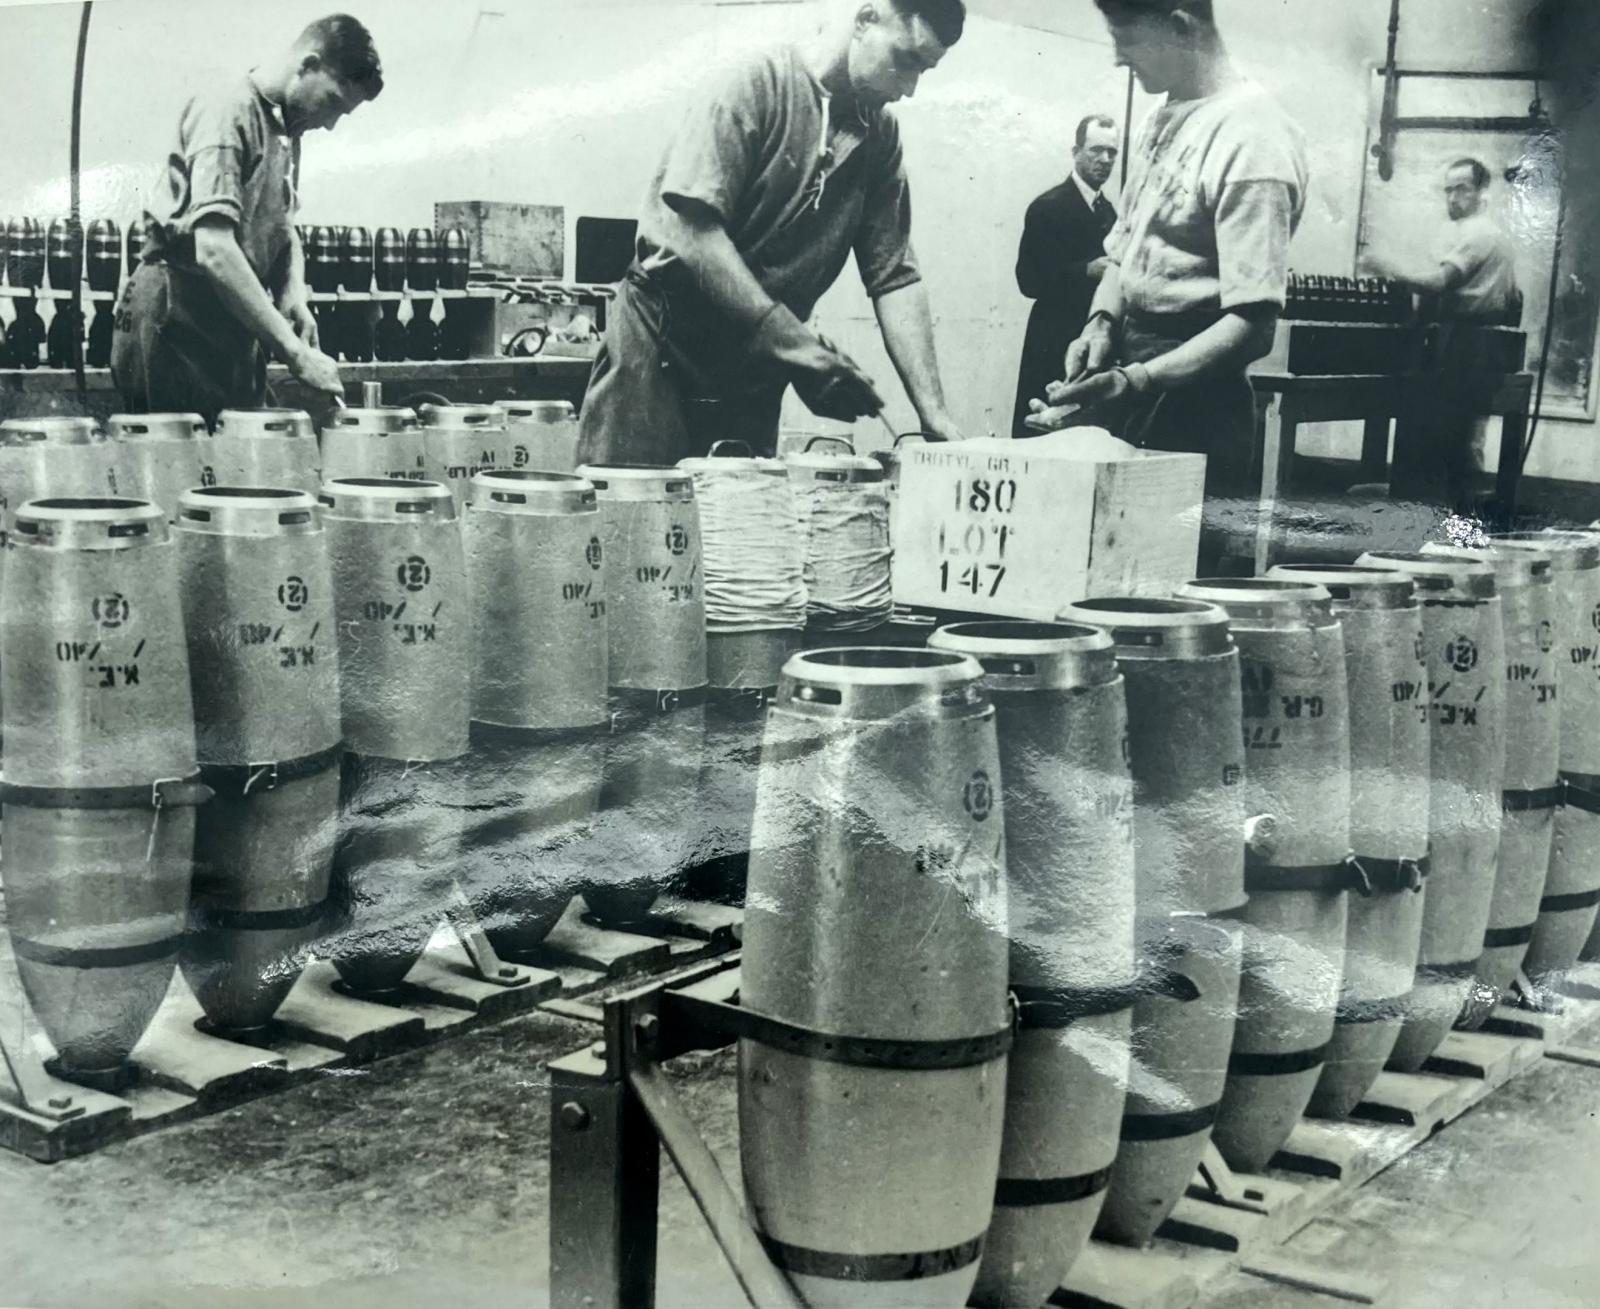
left=1, top=1007, right=1597, bottom=1308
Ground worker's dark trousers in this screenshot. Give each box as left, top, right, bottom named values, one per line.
left=1391, top=324, right=1500, bottom=517
left=112, top=262, right=266, bottom=428
left=576, top=270, right=786, bottom=468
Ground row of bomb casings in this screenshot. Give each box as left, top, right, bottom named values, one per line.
left=0, top=422, right=896, bottom=1099
left=9, top=415, right=1600, bottom=1304
left=712, top=539, right=1600, bottom=1308
left=0, top=220, right=474, bottom=368
left=0, top=448, right=704, bottom=1086
left=0, top=218, right=471, bottom=296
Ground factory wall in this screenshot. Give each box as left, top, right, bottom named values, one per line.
left=2, top=0, right=1592, bottom=479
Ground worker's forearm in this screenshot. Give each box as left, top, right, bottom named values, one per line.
left=281, top=232, right=309, bottom=303
left=1370, top=255, right=1448, bottom=297
left=1088, top=263, right=1125, bottom=324
left=658, top=204, right=779, bottom=329
left=199, top=240, right=302, bottom=361
left=873, top=282, right=949, bottom=425
left=1142, top=310, right=1277, bottom=391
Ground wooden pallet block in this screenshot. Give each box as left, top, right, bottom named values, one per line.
left=1055, top=1018, right=1570, bottom=1309
left=532, top=899, right=673, bottom=978
left=0, top=1075, right=132, bottom=1164
left=132, top=979, right=291, bottom=1101
left=620, top=897, right=744, bottom=948
left=1051, top=1237, right=1220, bottom=1309
left=398, top=935, right=562, bottom=1023
left=0, top=886, right=719, bottom=1162
left=274, top=962, right=430, bottom=1061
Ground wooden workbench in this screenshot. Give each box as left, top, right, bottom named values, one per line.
left=1248, top=370, right=1533, bottom=571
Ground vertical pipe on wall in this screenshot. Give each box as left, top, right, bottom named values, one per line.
left=69, top=1, right=94, bottom=402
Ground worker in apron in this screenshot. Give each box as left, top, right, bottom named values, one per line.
left=112, top=15, right=384, bottom=425
left=1025, top=0, right=1309, bottom=574
left=577, top=0, right=970, bottom=467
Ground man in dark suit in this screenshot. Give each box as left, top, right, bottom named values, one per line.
left=1011, top=114, right=1119, bottom=436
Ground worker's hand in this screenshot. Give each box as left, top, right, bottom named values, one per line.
left=1047, top=366, right=1135, bottom=411
left=288, top=342, right=344, bottom=400
left=792, top=353, right=885, bottom=422
left=755, top=307, right=884, bottom=421
left=283, top=297, right=319, bottom=351
left=1023, top=399, right=1077, bottom=434
left=916, top=410, right=966, bottom=443
left=1086, top=256, right=1113, bottom=282
left=1063, top=313, right=1117, bottom=385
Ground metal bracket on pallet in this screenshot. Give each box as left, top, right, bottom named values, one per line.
left=1188, top=1142, right=1270, bottom=1214
left=1511, top=967, right=1565, bottom=1015
left=442, top=882, right=532, bottom=989
left=548, top=954, right=803, bottom=1309
left=0, top=952, right=86, bottom=1122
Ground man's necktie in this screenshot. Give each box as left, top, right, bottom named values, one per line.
left=1093, top=192, right=1114, bottom=234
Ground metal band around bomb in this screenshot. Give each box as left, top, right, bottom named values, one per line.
left=1356, top=855, right=1429, bottom=894
left=1504, top=785, right=1565, bottom=813
left=11, top=933, right=180, bottom=969
left=1011, top=980, right=1145, bottom=1027
left=1560, top=772, right=1600, bottom=815
left=0, top=771, right=211, bottom=811
left=993, top=1166, right=1114, bottom=1207
left=468, top=720, right=606, bottom=749
left=200, top=744, right=342, bottom=796
left=757, top=1232, right=985, bottom=1282
left=699, top=998, right=1012, bottom=1070
left=1415, top=960, right=1480, bottom=982
left=1483, top=922, right=1538, bottom=948
left=608, top=685, right=709, bottom=733
left=1244, top=854, right=1373, bottom=896
left=1539, top=887, right=1600, bottom=914
left=1335, top=993, right=1411, bottom=1024
left=190, top=898, right=339, bottom=933
left=1119, top=1101, right=1221, bottom=1141
left=1012, top=966, right=1197, bottom=1029
left=1227, top=1041, right=1331, bottom=1077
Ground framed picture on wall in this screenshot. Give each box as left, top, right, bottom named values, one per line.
left=1355, top=73, right=1598, bottom=422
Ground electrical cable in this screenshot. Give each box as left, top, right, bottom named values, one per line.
left=1519, top=133, right=1566, bottom=476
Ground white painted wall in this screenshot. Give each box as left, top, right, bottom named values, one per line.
left=2, top=0, right=1590, bottom=476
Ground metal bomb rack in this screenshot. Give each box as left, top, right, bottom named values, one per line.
left=546, top=953, right=1600, bottom=1309
left=549, top=956, right=803, bottom=1309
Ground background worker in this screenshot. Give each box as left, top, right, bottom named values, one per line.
left=1011, top=113, right=1120, bottom=438
left=576, top=0, right=969, bottom=467
left=112, top=13, right=383, bottom=424
left=1368, top=157, right=1522, bottom=511
left=1027, top=0, right=1308, bottom=573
